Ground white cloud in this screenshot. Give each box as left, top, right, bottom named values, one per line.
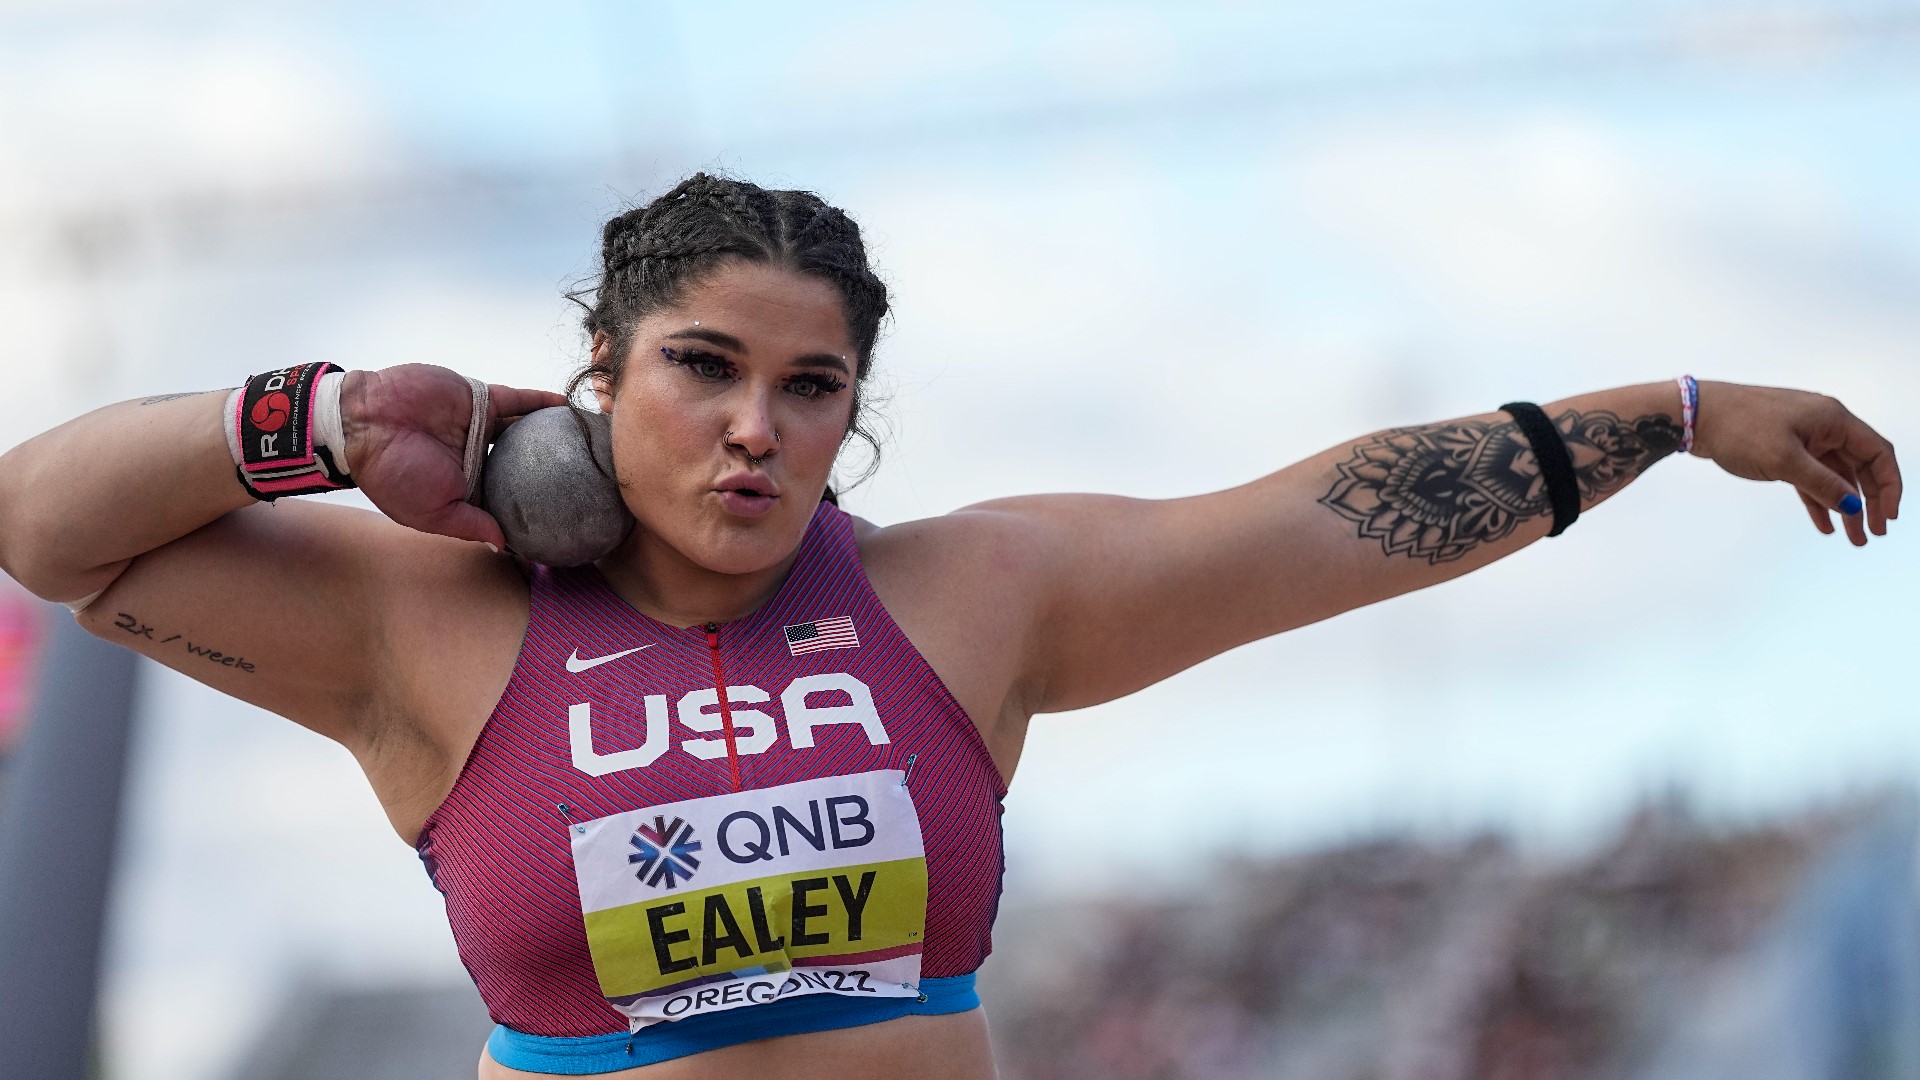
left=1286, top=112, right=1920, bottom=393
left=1046, top=6, right=1184, bottom=100
left=0, top=30, right=390, bottom=209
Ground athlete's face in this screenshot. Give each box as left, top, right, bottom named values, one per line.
left=593, top=260, right=859, bottom=576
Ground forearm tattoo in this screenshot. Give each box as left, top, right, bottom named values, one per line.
left=1318, top=410, right=1682, bottom=564
left=112, top=611, right=257, bottom=673
left=136, top=390, right=220, bottom=406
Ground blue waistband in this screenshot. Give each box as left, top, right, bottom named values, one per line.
left=487, top=974, right=979, bottom=1075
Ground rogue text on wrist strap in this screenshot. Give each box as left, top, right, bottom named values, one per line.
left=228, top=363, right=354, bottom=501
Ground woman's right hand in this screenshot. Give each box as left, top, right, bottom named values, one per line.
left=341, top=364, right=570, bottom=550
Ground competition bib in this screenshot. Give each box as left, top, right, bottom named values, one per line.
left=569, top=770, right=928, bottom=1029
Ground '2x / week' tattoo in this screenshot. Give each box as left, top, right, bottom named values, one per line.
left=112, top=612, right=257, bottom=673
left=1318, top=410, right=1682, bottom=564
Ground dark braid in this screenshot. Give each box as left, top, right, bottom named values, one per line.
left=565, top=173, right=889, bottom=487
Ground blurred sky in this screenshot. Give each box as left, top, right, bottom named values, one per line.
left=1, top=3, right=1917, bottom=1079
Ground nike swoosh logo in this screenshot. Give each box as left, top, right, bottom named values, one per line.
left=565, top=645, right=654, bottom=673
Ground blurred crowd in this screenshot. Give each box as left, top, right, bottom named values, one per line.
left=0, top=586, right=42, bottom=780
left=984, top=800, right=1862, bottom=1080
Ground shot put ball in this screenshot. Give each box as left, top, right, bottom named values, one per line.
left=479, top=406, right=633, bottom=566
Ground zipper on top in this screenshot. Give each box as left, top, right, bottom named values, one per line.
left=703, top=622, right=745, bottom=792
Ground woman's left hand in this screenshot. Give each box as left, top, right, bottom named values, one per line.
left=1691, top=381, right=1901, bottom=546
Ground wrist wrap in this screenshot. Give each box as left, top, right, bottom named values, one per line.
left=228, top=362, right=355, bottom=501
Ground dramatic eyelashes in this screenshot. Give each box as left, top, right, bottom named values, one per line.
left=660, top=347, right=847, bottom=399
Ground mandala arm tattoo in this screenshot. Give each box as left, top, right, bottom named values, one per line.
left=1318, top=410, right=1683, bottom=564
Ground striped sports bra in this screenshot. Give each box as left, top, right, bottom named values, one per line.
left=415, top=500, right=1007, bottom=1071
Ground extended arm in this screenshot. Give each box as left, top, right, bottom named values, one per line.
left=977, top=380, right=1899, bottom=716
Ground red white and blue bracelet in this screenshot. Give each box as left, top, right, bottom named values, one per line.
left=1675, top=374, right=1699, bottom=455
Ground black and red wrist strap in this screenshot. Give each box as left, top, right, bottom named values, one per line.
left=233, top=362, right=353, bottom=501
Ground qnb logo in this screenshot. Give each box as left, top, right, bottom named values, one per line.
left=717, top=795, right=873, bottom=864
left=569, top=672, right=889, bottom=778
left=629, top=815, right=703, bottom=889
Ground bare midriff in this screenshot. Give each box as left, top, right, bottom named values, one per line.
left=477, top=1009, right=997, bottom=1080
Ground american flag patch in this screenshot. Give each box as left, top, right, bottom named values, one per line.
left=784, top=616, right=859, bottom=656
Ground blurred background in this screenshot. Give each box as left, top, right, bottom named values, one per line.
left=1, top=1, right=1917, bottom=1077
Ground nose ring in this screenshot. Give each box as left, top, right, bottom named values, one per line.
left=725, top=430, right=781, bottom=450
left=726, top=430, right=777, bottom=468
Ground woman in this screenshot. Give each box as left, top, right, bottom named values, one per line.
left=0, top=174, right=1900, bottom=1079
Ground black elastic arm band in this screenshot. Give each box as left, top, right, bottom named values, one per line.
left=1499, top=401, right=1580, bottom=537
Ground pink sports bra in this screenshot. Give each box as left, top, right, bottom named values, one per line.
left=415, top=500, right=1007, bottom=1068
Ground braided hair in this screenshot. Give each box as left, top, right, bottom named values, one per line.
left=566, top=173, right=890, bottom=488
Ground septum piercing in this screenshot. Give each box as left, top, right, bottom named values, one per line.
left=727, top=429, right=778, bottom=467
